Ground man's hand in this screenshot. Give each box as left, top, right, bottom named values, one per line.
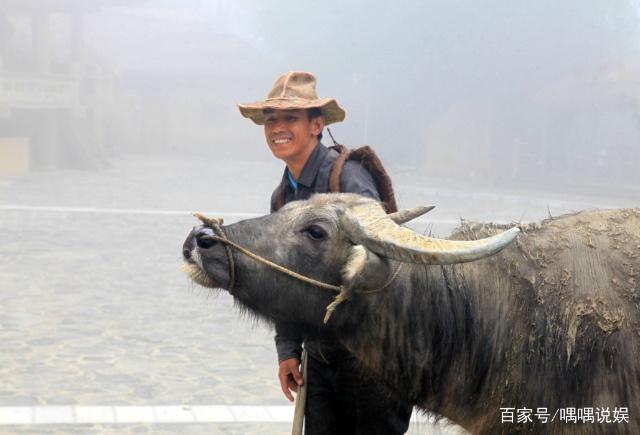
left=278, top=357, right=303, bottom=402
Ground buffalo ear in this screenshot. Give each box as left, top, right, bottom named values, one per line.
left=341, top=244, right=386, bottom=289
left=342, top=245, right=368, bottom=284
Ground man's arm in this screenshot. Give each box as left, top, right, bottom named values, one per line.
left=275, top=322, right=304, bottom=402
left=274, top=322, right=303, bottom=362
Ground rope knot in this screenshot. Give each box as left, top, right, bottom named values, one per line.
left=193, top=212, right=224, bottom=227
left=323, top=285, right=352, bottom=324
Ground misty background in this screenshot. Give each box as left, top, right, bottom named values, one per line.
left=0, top=1, right=639, bottom=434
left=1, top=0, right=639, bottom=188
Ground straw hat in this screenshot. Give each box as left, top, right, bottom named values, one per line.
left=238, top=71, right=346, bottom=126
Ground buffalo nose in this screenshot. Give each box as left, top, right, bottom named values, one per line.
left=194, top=226, right=218, bottom=249
left=183, top=226, right=219, bottom=261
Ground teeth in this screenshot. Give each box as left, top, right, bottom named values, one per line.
left=273, top=138, right=290, bottom=144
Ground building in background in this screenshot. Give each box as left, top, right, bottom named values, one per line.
left=0, top=0, right=116, bottom=173
left=0, top=0, right=272, bottom=174
left=92, top=2, right=270, bottom=158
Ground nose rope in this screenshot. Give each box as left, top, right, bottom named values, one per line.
left=194, top=214, right=402, bottom=322
left=208, top=234, right=344, bottom=293
left=210, top=222, right=237, bottom=294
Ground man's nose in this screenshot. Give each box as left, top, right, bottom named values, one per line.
left=183, top=226, right=218, bottom=259
left=271, top=118, right=288, bottom=131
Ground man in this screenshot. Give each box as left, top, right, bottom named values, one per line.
left=238, top=71, right=412, bottom=435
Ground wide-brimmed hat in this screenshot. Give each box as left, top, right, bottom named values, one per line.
left=238, top=71, right=346, bottom=126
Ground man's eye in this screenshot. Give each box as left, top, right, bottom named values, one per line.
left=303, top=225, right=327, bottom=241
left=285, top=116, right=298, bottom=122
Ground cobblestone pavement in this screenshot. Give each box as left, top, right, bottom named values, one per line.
left=1, top=154, right=636, bottom=434
left=0, top=423, right=293, bottom=435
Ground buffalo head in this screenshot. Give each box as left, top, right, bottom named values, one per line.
left=182, top=193, right=518, bottom=326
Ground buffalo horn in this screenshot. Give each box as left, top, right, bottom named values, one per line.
left=340, top=201, right=519, bottom=265
left=388, top=205, right=435, bottom=224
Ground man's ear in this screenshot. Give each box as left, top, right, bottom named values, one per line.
left=341, top=245, right=388, bottom=290
left=310, top=115, right=325, bottom=137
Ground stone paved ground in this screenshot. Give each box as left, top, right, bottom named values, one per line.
left=0, top=153, right=637, bottom=434
left=1, top=423, right=293, bottom=435
left=0, top=208, right=282, bottom=407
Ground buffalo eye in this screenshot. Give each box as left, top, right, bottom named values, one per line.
left=303, top=225, right=328, bottom=241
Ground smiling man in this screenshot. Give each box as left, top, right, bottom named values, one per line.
left=263, top=108, right=322, bottom=176
left=238, top=71, right=412, bottom=435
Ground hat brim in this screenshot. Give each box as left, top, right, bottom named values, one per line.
left=238, top=98, right=346, bottom=126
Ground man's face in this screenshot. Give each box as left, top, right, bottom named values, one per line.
left=263, top=109, right=324, bottom=163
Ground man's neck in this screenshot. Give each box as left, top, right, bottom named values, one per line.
left=285, top=140, right=319, bottom=180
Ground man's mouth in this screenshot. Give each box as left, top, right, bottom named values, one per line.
left=272, top=137, right=291, bottom=145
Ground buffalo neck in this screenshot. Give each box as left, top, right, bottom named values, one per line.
left=330, top=260, right=513, bottom=427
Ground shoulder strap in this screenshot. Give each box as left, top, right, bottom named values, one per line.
left=328, top=144, right=349, bottom=193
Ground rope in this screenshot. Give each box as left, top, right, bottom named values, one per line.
left=358, top=263, right=403, bottom=294
left=323, top=263, right=403, bottom=323
left=323, top=291, right=350, bottom=324
left=207, top=235, right=344, bottom=293
left=211, top=222, right=236, bottom=293
left=194, top=213, right=237, bottom=293
left=194, top=215, right=403, bottom=321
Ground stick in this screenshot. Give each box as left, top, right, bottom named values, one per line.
left=291, top=350, right=308, bottom=435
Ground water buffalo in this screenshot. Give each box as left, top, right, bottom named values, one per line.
left=182, top=193, right=639, bottom=434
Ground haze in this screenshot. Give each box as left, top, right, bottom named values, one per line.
left=0, top=1, right=638, bottom=434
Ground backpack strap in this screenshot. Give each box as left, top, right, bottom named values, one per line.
left=328, top=144, right=350, bottom=193
left=273, top=138, right=398, bottom=214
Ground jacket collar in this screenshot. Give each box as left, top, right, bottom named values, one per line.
left=280, top=142, right=328, bottom=189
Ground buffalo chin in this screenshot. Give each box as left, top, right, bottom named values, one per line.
left=182, top=262, right=218, bottom=289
